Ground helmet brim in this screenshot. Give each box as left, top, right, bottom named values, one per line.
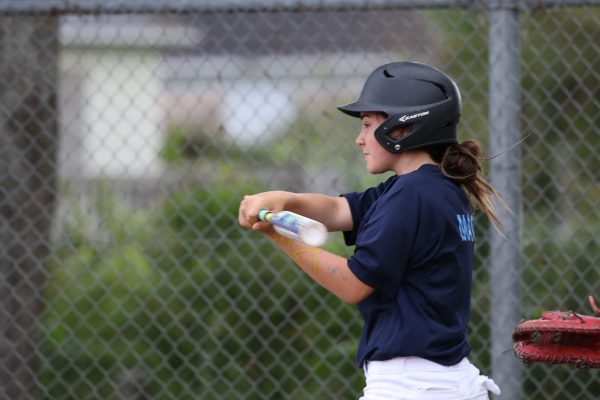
left=337, top=101, right=374, bottom=118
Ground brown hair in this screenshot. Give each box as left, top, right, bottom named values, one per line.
left=427, top=140, right=505, bottom=231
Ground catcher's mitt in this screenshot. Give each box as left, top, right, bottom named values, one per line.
left=512, top=296, right=600, bottom=368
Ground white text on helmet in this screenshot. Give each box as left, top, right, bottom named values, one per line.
left=398, top=111, right=430, bottom=122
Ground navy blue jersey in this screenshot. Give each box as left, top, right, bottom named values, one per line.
left=343, top=164, right=474, bottom=368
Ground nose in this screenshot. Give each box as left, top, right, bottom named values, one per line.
left=355, top=130, right=365, bottom=147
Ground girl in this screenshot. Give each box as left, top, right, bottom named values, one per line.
left=238, top=61, right=501, bottom=399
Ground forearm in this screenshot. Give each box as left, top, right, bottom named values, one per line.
left=269, top=234, right=372, bottom=304
left=283, top=192, right=352, bottom=232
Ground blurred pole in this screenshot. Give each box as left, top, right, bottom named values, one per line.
left=0, top=15, right=59, bottom=400
left=487, top=1, right=523, bottom=399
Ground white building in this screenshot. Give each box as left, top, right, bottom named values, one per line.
left=58, top=15, right=203, bottom=179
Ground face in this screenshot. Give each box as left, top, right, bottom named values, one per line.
left=356, top=112, right=399, bottom=174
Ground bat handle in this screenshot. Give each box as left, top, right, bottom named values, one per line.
left=257, top=209, right=272, bottom=222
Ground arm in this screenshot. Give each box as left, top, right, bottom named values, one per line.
left=268, top=233, right=374, bottom=304
left=284, top=192, right=352, bottom=232
left=239, top=190, right=372, bottom=303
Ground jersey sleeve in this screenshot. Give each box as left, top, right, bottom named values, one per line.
left=341, top=176, right=396, bottom=246
left=347, top=186, right=419, bottom=298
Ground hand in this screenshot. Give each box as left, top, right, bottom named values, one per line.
left=238, top=191, right=289, bottom=234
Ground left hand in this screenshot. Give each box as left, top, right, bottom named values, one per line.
left=238, top=193, right=280, bottom=235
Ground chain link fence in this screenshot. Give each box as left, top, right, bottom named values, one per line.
left=0, top=1, right=599, bottom=399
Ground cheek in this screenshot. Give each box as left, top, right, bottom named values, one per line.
left=368, top=132, right=385, bottom=153
left=366, top=130, right=379, bottom=146
left=370, top=138, right=396, bottom=166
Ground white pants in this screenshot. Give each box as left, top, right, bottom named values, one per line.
left=359, top=357, right=501, bottom=400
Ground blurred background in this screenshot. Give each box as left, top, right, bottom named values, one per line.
left=0, top=0, right=598, bottom=399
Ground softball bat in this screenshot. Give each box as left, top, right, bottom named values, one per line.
left=257, top=209, right=327, bottom=247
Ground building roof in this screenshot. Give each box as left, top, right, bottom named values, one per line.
left=188, top=9, right=434, bottom=55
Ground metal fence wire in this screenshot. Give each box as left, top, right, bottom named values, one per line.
left=0, top=1, right=599, bottom=399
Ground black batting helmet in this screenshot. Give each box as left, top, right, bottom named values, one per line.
left=338, top=62, right=461, bottom=154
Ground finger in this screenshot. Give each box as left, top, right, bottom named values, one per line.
left=252, top=221, right=271, bottom=232
left=239, top=211, right=255, bottom=229
left=238, top=197, right=252, bottom=227
left=238, top=210, right=247, bottom=227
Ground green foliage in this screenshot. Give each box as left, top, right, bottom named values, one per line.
left=521, top=9, right=600, bottom=211
left=39, top=181, right=362, bottom=399
left=159, top=122, right=276, bottom=172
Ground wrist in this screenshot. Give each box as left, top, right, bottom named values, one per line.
left=282, top=191, right=299, bottom=211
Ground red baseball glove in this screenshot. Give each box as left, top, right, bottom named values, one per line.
left=512, top=296, right=600, bottom=368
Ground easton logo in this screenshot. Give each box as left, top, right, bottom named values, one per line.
left=399, top=111, right=429, bottom=122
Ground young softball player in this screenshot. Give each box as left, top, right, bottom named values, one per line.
left=238, top=61, right=501, bottom=399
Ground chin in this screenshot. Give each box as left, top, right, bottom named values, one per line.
left=367, top=166, right=385, bottom=174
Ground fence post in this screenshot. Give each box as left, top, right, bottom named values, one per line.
left=487, top=1, right=523, bottom=398
left=0, top=15, right=59, bottom=399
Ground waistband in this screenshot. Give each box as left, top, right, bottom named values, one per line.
left=364, top=357, right=470, bottom=374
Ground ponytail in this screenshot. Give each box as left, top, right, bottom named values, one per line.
left=427, top=140, right=505, bottom=232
